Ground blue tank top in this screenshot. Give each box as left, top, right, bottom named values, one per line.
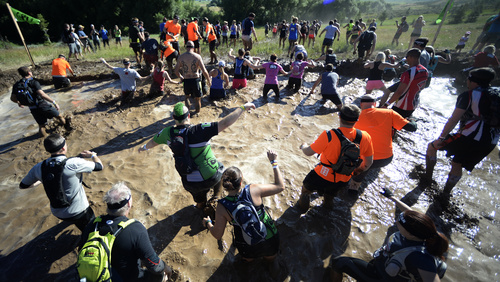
left=211, top=70, right=224, bottom=89
left=230, top=25, right=237, bottom=35
left=234, top=58, right=245, bottom=79
left=289, top=23, right=298, bottom=40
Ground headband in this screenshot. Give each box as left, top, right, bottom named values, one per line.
left=107, top=194, right=131, bottom=210
left=339, top=111, right=358, bottom=122
left=398, top=212, right=432, bottom=240
left=173, top=112, right=189, bottom=121
left=360, top=97, right=376, bottom=103
left=47, top=139, right=66, bottom=153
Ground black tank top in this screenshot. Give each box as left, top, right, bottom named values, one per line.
left=368, top=61, right=384, bottom=81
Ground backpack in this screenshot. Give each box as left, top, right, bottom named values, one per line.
left=77, top=217, right=136, bottom=282
left=401, top=22, right=409, bottom=32
left=383, top=246, right=447, bottom=281
left=322, top=129, right=363, bottom=176
left=41, top=158, right=73, bottom=208
left=169, top=126, right=204, bottom=175
left=219, top=186, right=268, bottom=245
left=359, top=31, right=375, bottom=49
left=13, top=78, right=38, bottom=107
left=481, top=87, right=500, bottom=127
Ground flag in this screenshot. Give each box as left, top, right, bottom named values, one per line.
left=10, top=7, right=40, bottom=25
left=435, top=0, right=453, bottom=24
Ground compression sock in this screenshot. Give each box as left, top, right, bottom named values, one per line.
left=443, top=174, right=461, bottom=194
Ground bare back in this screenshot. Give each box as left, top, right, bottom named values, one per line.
left=176, top=51, right=205, bottom=79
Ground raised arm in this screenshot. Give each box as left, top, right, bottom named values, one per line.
left=250, top=150, right=285, bottom=198
left=100, top=58, right=114, bottom=70
left=218, top=103, right=256, bottom=133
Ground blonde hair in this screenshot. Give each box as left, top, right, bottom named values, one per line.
left=375, top=52, right=386, bottom=62
left=484, top=45, right=496, bottom=54
left=384, top=49, right=391, bottom=56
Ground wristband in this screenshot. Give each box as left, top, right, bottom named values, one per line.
left=240, top=105, right=246, bottom=110
left=205, top=219, right=212, bottom=227
left=272, top=165, right=278, bottom=169
left=91, top=153, right=97, bottom=159
left=142, top=144, right=148, bottom=151
left=52, top=100, right=57, bottom=105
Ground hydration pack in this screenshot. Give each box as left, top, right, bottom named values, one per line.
left=41, top=158, right=73, bottom=208
left=13, top=78, right=38, bottom=107
left=77, top=217, right=136, bottom=282
left=401, top=22, right=409, bottom=32
left=358, top=30, right=375, bottom=49
left=322, top=129, right=363, bottom=176
left=383, top=246, right=447, bottom=281
left=219, top=186, right=268, bottom=245
left=169, top=127, right=203, bottom=175
left=481, top=87, right=500, bottom=127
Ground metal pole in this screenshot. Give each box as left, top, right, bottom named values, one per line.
left=6, top=3, right=36, bottom=68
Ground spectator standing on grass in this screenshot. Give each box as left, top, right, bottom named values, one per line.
left=114, top=25, right=122, bottom=47
left=392, top=16, right=409, bottom=46
left=61, top=23, right=79, bottom=61
left=77, top=25, right=94, bottom=53
left=90, top=24, right=100, bottom=51
left=408, top=16, right=425, bottom=50
left=455, top=31, right=471, bottom=53
left=241, top=13, right=258, bottom=51
left=100, top=25, right=110, bottom=48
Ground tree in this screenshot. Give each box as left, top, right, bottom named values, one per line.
left=449, top=4, right=466, bottom=24
left=379, top=10, right=388, bottom=26
left=37, top=14, right=50, bottom=44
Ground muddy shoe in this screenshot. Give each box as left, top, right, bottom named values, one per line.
left=64, top=116, right=73, bottom=131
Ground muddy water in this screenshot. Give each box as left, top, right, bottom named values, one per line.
left=0, top=75, right=498, bottom=281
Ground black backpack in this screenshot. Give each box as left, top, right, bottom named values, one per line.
left=13, top=78, right=38, bottom=107
left=322, top=129, right=363, bottom=177
left=481, top=87, right=500, bottom=127
left=41, top=158, right=75, bottom=208
left=359, top=31, right=375, bottom=49
left=169, top=127, right=204, bottom=175
left=401, top=22, right=409, bottom=32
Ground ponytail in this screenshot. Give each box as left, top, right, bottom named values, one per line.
left=426, top=232, right=449, bottom=260
left=222, top=166, right=242, bottom=191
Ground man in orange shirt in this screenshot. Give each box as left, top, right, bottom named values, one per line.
left=164, top=15, right=182, bottom=54
left=203, top=17, right=218, bottom=64
left=187, top=18, right=202, bottom=54
left=162, top=38, right=178, bottom=74
left=52, top=54, right=75, bottom=89
left=349, top=95, right=417, bottom=192
left=298, top=105, right=374, bottom=212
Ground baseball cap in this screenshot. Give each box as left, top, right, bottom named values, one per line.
left=218, top=60, right=226, bottom=67
left=173, top=102, right=189, bottom=120
left=122, top=58, right=131, bottom=65
left=174, top=15, right=179, bottom=20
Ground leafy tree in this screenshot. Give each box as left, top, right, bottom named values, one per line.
left=37, top=14, right=50, bottom=43
left=379, top=10, right=388, bottom=26
left=449, top=4, right=466, bottom=24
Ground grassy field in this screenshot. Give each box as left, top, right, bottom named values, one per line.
left=0, top=10, right=496, bottom=71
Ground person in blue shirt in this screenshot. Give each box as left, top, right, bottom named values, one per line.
left=99, top=25, right=109, bottom=48
left=288, top=17, right=302, bottom=57
left=242, top=12, right=258, bottom=51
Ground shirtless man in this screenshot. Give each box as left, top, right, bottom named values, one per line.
left=175, top=41, right=211, bottom=115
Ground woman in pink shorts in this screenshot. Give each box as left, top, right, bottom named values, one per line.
left=364, top=52, right=399, bottom=94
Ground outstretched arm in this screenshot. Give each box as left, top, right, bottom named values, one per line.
left=100, top=58, right=114, bottom=69
left=250, top=150, right=285, bottom=198
left=218, top=103, right=256, bottom=133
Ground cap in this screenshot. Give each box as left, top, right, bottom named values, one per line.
left=414, top=38, right=429, bottom=47
left=122, top=58, right=131, bottom=65
left=174, top=15, right=179, bottom=20
left=465, top=31, right=471, bottom=35
left=218, top=60, right=226, bottom=67
left=58, top=54, right=66, bottom=58
left=186, top=41, right=194, bottom=48
left=339, top=105, right=361, bottom=122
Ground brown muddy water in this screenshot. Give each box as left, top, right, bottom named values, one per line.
left=0, top=73, right=498, bottom=281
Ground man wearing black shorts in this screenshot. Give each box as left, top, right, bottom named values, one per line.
left=297, top=105, right=373, bottom=212
left=175, top=41, right=211, bottom=115
left=425, top=68, right=500, bottom=199
left=129, top=18, right=145, bottom=67
left=11, top=66, right=68, bottom=137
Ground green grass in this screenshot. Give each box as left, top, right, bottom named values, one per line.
left=0, top=10, right=496, bottom=70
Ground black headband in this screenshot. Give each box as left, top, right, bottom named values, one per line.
left=360, top=97, right=376, bottom=103
left=468, top=73, right=489, bottom=86
left=173, top=112, right=189, bottom=121
left=107, top=194, right=131, bottom=210
left=47, top=139, right=66, bottom=153
left=398, top=212, right=432, bottom=240
left=339, top=111, right=358, bottom=122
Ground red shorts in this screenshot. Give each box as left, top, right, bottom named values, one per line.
left=309, top=34, right=315, bottom=39
left=232, top=78, right=247, bottom=89
left=143, top=53, right=158, bottom=66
